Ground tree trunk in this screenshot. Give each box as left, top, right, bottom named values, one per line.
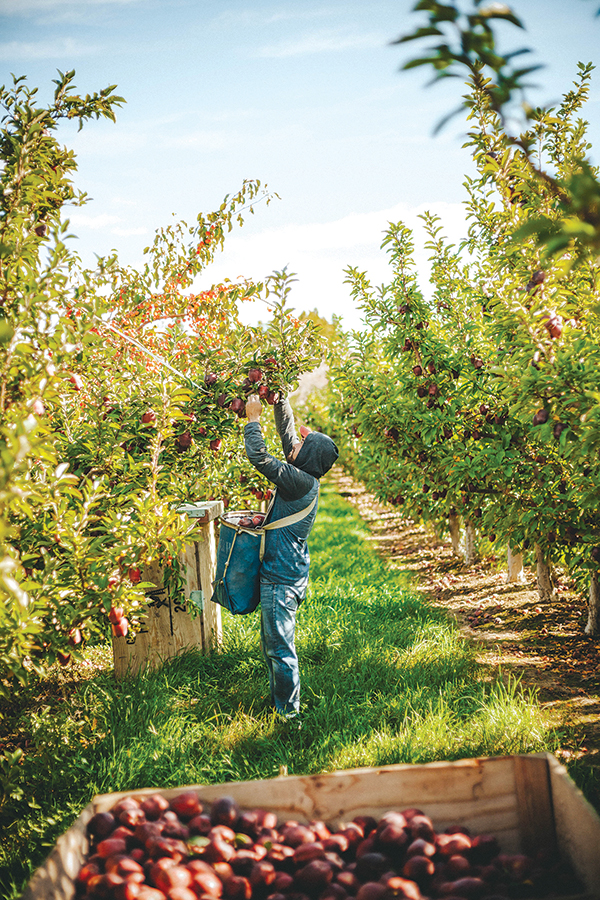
left=535, top=543, right=556, bottom=602
left=448, top=512, right=461, bottom=557
left=585, top=570, right=600, bottom=635
left=506, top=544, right=526, bottom=584
left=463, top=520, right=478, bottom=565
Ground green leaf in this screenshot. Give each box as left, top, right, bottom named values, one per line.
left=0, top=320, right=14, bottom=344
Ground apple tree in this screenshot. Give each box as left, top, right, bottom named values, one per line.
left=0, top=73, right=325, bottom=697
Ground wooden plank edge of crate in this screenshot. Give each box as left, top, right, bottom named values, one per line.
left=546, top=754, right=600, bottom=897
left=178, top=499, right=224, bottom=525
left=513, top=753, right=558, bottom=856
left=21, top=801, right=94, bottom=900
left=91, top=754, right=510, bottom=819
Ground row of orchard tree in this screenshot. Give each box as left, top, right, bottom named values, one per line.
left=306, top=63, right=600, bottom=632
left=0, top=72, right=323, bottom=696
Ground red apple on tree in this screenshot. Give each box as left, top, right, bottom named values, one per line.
left=141, top=409, right=156, bottom=425
left=542, top=310, right=563, bottom=339
left=112, top=617, right=129, bottom=638
left=69, top=627, right=82, bottom=646
left=210, top=438, right=222, bottom=452
left=178, top=431, right=192, bottom=450
left=528, top=269, right=546, bottom=289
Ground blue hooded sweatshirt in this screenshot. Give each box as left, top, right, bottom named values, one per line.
left=244, top=397, right=339, bottom=595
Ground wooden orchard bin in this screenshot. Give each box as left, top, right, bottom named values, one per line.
left=22, top=753, right=600, bottom=900
left=112, top=500, right=223, bottom=678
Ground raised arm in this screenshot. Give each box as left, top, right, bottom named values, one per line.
left=274, top=395, right=298, bottom=460
left=244, top=394, right=314, bottom=500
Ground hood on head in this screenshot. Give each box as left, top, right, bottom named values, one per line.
left=293, top=431, right=339, bottom=479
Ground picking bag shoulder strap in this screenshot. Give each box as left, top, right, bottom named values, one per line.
left=259, top=489, right=318, bottom=561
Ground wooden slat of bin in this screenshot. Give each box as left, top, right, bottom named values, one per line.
left=548, top=754, right=600, bottom=895
left=23, top=755, right=600, bottom=900
left=91, top=756, right=521, bottom=824
left=21, top=802, right=93, bottom=900
left=194, top=518, right=221, bottom=649
left=514, top=753, right=558, bottom=856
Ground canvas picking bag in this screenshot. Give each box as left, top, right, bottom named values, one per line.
left=210, top=491, right=318, bottom=615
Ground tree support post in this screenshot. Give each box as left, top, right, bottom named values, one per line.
left=463, top=520, right=479, bottom=565
left=112, top=500, right=223, bottom=678
left=535, top=543, right=556, bottom=603
left=506, top=544, right=526, bottom=583
left=448, top=512, right=461, bottom=557
left=585, top=569, right=600, bottom=636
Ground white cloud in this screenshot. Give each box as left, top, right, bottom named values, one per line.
left=68, top=212, right=121, bottom=229
left=194, top=201, right=467, bottom=331
left=0, top=0, right=142, bottom=13
left=65, top=211, right=147, bottom=237
left=0, top=36, right=100, bottom=59
left=255, top=29, right=386, bottom=59
left=112, top=226, right=148, bottom=236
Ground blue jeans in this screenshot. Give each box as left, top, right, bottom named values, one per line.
left=260, top=578, right=301, bottom=716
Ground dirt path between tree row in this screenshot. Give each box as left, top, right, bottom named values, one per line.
left=331, top=470, right=600, bottom=803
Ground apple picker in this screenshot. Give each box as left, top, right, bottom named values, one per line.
left=244, top=393, right=339, bottom=720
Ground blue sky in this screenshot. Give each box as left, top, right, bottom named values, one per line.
left=2, top=0, right=599, bottom=328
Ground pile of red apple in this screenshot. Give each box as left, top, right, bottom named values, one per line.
left=227, top=513, right=266, bottom=530
left=77, top=793, right=580, bottom=900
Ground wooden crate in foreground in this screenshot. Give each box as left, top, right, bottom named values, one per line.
left=22, top=753, right=600, bottom=900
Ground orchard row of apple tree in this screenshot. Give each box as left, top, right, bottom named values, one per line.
left=0, top=73, right=323, bottom=694
left=308, top=66, right=600, bottom=633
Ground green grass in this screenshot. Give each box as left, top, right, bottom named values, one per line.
left=0, top=483, right=555, bottom=898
